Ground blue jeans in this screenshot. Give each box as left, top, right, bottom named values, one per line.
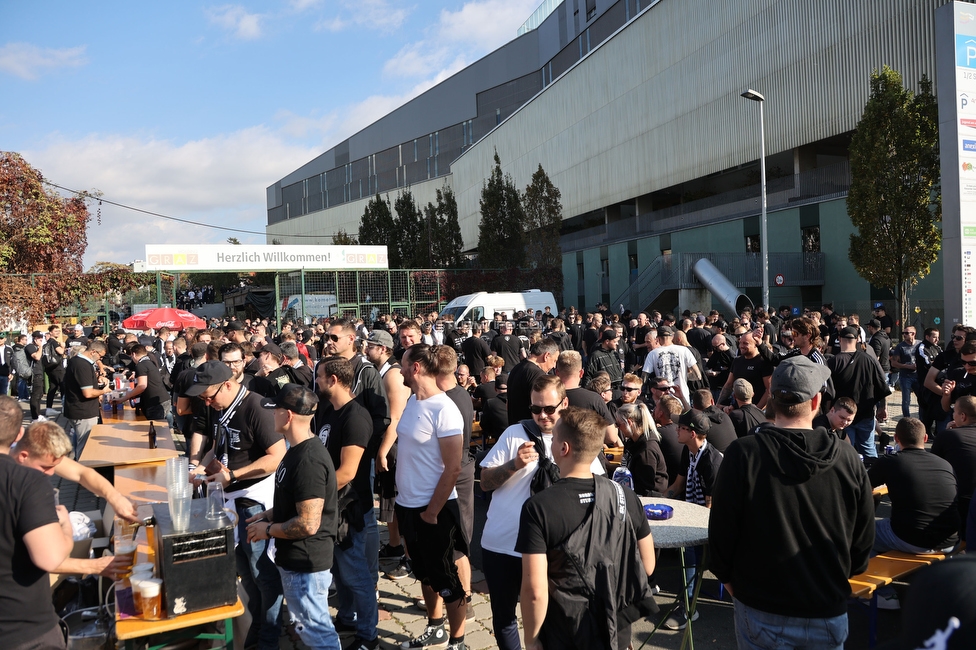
left=277, top=567, right=341, bottom=650
left=846, top=417, right=878, bottom=458
left=733, top=598, right=847, bottom=650
left=332, top=509, right=378, bottom=641
left=367, top=462, right=379, bottom=585
left=898, top=375, right=917, bottom=419
left=17, top=377, right=29, bottom=400
left=236, top=501, right=283, bottom=650
left=0, top=375, right=8, bottom=398
left=873, top=518, right=956, bottom=555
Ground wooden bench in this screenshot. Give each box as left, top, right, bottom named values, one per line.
left=849, top=549, right=952, bottom=647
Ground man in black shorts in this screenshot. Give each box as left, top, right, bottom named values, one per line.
left=396, top=344, right=467, bottom=650
left=517, top=407, right=656, bottom=650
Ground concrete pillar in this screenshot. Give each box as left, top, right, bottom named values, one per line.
left=679, top=288, right=711, bottom=316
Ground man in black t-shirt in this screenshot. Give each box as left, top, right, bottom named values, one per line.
left=491, top=321, right=526, bottom=372
left=186, top=361, right=286, bottom=650
left=867, top=418, right=958, bottom=611
left=313, top=357, right=378, bottom=648
left=0, top=395, right=75, bottom=650
left=24, top=331, right=44, bottom=421
left=939, top=343, right=976, bottom=416
left=63, top=340, right=111, bottom=456
left=718, top=333, right=773, bottom=410
left=245, top=384, right=340, bottom=650
left=933, top=396, right=976, bottom=536
left=507, top=338, right=558, bottom=426
left=113, top=345, right=172, bottom=424
left=516, top=407, right=656, bottom=650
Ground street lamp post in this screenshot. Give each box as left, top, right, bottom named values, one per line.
left=741, top=88, right=768, bottom=312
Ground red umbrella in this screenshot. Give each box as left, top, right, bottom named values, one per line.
left=123, top=307, right=207, bottom=331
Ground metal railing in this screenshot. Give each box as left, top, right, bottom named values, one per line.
left=612, top=252, right=825, bottom=313
left=561, top=162, right=851, bottom=254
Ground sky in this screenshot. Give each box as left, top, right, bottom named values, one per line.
left=0, top=0, right=540, bottom=269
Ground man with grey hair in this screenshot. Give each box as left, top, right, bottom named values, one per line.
left=727, top=378, right=766, bottom=438
left=279, top=341, right=313, bottom=388
left=62, top=339, right=111, bottom=457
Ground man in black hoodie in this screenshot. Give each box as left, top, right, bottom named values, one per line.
left=708, top=355, right=874, bottom=649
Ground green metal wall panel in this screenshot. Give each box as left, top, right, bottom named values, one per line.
left=583, top=248, right=603, bottom=307
left=671, top=221, right=742, bottom=253
left=608, top=242, right=630, bottom=305
left=820, top=198, right=869, bottom=304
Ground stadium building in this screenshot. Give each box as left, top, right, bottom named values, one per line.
left=266, top=0, right=949, bottom=318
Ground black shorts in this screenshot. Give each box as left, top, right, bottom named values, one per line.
left=395, top=500, right=466, bottom=603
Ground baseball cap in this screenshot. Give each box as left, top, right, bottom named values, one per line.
left=769, top=356, right=832, bottom=404
left=695, top=315, right=706, bottom=325
left=184, top=360, right=234, bottom=396
left=260, top=342, right=283, bottom=358
left=366, top=330, right=394, bottom=349
left=658, top=325, right=674, bottom=337
left=224, top=321, right=245, bottom=332
left=839, top=326, right=859, bottom=340
left=495, top=373, right=509, bottom=390
left=867, top=319, right=882, bottom=329
left=601, top=329, right=619, bottom=341
left=0, top=332, right=7, bottom=338
left=31, top=331, right=44, bottom=340
left=261, top=383, right=319, bottom=416
left=677, top=410, right=710, bottom=435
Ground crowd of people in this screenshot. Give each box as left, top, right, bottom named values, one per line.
left=1, top=298, right=974, bottom=650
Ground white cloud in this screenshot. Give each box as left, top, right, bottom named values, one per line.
left=0, top=43, right=87, bottom=80
left=206, top=5, right=264, bottom=40
left=315, top=0, right=410, bottom=33
left=381, top=0, right=536, bottom=80
left=436, top=0, right=539, bottom=51
left=289, top=0, right=321, bottom=10
left=23, top=128, right=320, bottom=267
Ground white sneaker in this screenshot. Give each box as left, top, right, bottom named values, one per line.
left=45, top=408, right=58, bottom=417
left=34, top=415, right=48, bottom=422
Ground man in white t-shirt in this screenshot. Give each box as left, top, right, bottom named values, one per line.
left=643, top=325, right=698, bottom=408
left=395, top=343, right=467, bottom=650
left=479, top=374, right=604, bottom=650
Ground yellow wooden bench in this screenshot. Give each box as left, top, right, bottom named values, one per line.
left=849, top=549, right=951, bottom=647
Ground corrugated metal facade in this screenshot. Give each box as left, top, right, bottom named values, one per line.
left=449, top=0, right=944, bottom=247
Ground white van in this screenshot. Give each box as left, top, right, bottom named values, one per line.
left=439, top=290, right=557, bottom=323
left=282, top=294, right=338, bottom=322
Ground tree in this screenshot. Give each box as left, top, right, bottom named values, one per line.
left=358, top=194, right=400, bottom=266
left=422, top=186, right=465, bottom=269
left=522, top=164, right=563, bottom=268
left=394, top=189, right=425, bottom=268
left=0, top=151, right=93, bottom=275
left=331, top=229, right=358, bottom=245
left=226, top=237, right=241, bottom=245
left=848, top=67, right=941, bottom=331
left=477, top=150, right=525, bottom=268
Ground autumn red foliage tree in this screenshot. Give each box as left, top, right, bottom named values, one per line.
left=0, top=152, right=153, bottom=322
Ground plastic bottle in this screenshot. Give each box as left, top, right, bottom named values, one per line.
left=612, top=466, right=635, bottom=490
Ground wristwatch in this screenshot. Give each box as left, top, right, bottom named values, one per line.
left=266, top=523, right=273, bottom=538
left=228, top=469, right=237, bottom=483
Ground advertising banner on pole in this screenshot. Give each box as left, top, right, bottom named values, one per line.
left=143, top=244, right=389, bottom=271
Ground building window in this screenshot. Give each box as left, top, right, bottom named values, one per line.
left=802, top=226, right=821, bottom=252
left=745, top=234, right=761, bottom=253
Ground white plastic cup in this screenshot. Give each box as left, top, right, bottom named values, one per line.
left=206, top=481, right=225, bottom=520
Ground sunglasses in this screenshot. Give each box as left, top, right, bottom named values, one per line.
left=964, top=360, right=976, bottom=367
left=327, top=334, right=343, bottom=342
left=529, top=404, right=560, bottom=415
left=620, top=386, right=641, bottom=393
left=954, top=336, right=965, bottom=342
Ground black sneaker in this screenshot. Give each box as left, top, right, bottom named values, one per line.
left=386, top=557, right=412, bottom=580
left=399, top=623, right=448, bottom=649
left=350, top=636, right=380, bottom=650
left=446, top=640, right=466, bottom=650
left=378, top=543, right=405, bottom=559
left=332, top=618, right=357, bottom=635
